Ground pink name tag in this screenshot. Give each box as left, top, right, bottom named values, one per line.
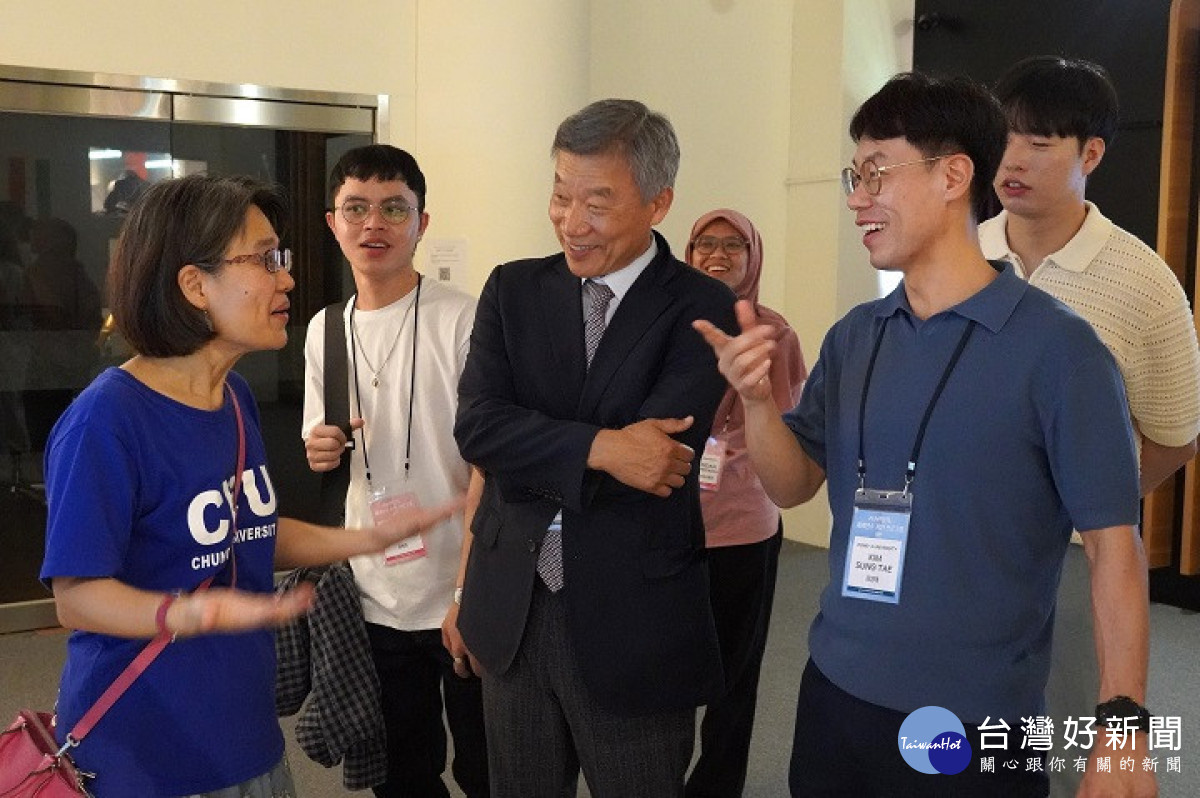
left=370, top=489, right=427, bottom=564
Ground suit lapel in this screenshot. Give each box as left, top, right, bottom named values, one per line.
left=536, top=258, right=588, bottom=403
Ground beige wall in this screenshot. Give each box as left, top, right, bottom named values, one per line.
left=0, top=1, right=418, bottom=97
left=781, top=0, right=915, bottom=545
left=0, top=0, right=589, bottom=283
left=0, top=0, right=914, bottom=546
left=412, top=2, right=590, bottom=273
left=589, top=2, right=794, bottom=276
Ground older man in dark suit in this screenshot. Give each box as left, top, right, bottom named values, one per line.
left=450, top=98, right=738, bottom=796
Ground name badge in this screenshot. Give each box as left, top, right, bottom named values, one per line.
left=698, top=435, right=727, bottom=492
left=842, top=488, right=911, bottom=604
left=369, top=486, right=427, bottom=564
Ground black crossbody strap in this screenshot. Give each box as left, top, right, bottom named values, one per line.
left=318, top=300, right=352, bottom=526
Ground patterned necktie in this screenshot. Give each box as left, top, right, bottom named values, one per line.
left=582, top=280, right=615, bottom=366
left=537, top=279, right=615, bottom=592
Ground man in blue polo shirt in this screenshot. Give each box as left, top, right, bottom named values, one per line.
left=696, top=73, right=1154, bottom=797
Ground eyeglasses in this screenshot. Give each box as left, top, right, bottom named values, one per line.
left=211, top=248, right=293, bottom=274
left=333, top=199, right=415, bottom=225
left=691, top=236, right=749, bottom=255
left=840, top=155, right=953, bottom=196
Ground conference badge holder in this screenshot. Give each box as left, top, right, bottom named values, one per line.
left=369, top=485, right=427, bottom=564
left=698, top=435, right=728, bottom=492
left=841, top=487, right=911, bottom=604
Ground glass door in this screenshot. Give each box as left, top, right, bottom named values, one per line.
left=0, top=66, right=376, bottom=630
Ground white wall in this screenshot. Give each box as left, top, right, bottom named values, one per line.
left=0, top=0, right=915, bottom=547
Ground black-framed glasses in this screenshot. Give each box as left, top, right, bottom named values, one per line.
left=333, top=199, right=414, bottom=225
left=211, top=248, right=293, bottom=274
left=840, top=155, right=953, bottom=196
left=692, top=236, right=749, bottom=255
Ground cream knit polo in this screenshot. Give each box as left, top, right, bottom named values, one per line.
left=980, top=202, right=1200, bottom=448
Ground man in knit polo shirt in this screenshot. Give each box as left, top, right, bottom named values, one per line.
left=981, top=55, right=1200, bottom=797
left=981, top=55, right=1200, bottom=491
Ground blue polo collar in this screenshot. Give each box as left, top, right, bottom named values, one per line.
left=874, top=260, right=1026, bottom=334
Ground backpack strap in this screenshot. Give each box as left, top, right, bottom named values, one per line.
left=318, top=300, right=353, bottom=526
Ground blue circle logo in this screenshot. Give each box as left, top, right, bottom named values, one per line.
left=897, top=706, right=972, bottom=775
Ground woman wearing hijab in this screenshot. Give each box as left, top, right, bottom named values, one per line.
left=684, top=209, right=807, bottom=798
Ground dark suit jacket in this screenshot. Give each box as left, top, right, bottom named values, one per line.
left=454, top=231, right=738, bottom=716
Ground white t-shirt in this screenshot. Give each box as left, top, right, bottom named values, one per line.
left=980, top=202, right=1200, bottom=449
left=303, top=277, right=476, bottom=630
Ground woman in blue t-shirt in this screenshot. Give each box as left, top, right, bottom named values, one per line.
left=40, top=174, right=461, bottom=797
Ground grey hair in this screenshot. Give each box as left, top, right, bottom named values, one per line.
left=552, top=99, right=680, bottom=202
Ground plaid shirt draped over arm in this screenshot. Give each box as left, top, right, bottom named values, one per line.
left=275, top=563, right=387, bottom=790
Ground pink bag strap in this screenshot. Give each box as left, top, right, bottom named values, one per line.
left=62, top=383, right=247, bottom=751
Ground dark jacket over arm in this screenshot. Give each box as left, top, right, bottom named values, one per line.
left=454, top=232, right=738, bottom=716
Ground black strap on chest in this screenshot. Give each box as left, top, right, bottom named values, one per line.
left=318, top=300, right=352, bottom=526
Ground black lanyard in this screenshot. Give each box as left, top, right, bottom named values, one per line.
left=857, top=314, right=976, bottom=494
left=348, top=274, right=422, bottom=484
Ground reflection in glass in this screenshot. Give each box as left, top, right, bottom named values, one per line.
left=0, top=103, right=368, bottom=609
left=89, top=149, right=209, bottom=215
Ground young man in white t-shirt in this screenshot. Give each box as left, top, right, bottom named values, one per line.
left=302, top=145, right=488, bottom=798
left=980, top=55, right=1200, bottom=492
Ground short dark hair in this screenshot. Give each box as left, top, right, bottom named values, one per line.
left=109, top=174, right=287, bottom=358
left=994, top=55, right=1119, bottom=146
left=850, top=72, right=1007, bottom=219
left=327, top=144, right=427, bottom=211
left=552, top=99, right=680, bottom=203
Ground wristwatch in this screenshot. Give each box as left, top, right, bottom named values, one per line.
left=1095, top=696, right=1152, bottom=732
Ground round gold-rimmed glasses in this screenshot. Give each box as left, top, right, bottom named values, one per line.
left=840, top=155, right=954, bottom=196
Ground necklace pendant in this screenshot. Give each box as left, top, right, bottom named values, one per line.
left=372, top=376, right=380, bottom=388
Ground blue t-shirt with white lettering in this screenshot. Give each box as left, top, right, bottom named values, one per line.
left=41, top=368, right=283, bottom=796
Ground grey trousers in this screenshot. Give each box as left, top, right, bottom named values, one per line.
left=481, top=585, right=695, bottom=798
